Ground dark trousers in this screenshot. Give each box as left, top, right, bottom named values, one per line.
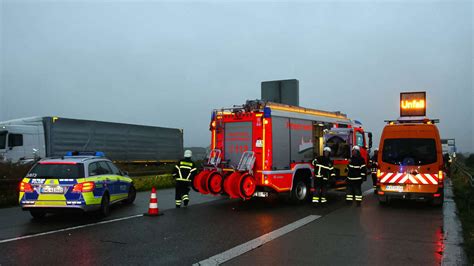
left=313, top=178, right=328, bottom=203
left=175, top=181, right=190, bottom=207
left=371, top=173, right=377, bottom=188
left=346, top=179, right=362, bottom=202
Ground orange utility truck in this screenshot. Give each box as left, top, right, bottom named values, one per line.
left=377, top=92, right=444, bottom=206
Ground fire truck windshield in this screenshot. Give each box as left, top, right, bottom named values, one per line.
left=382, top=138, right=437, bottom=166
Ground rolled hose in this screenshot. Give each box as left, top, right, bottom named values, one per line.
left=223, top=172, right=257, bottom=200
left=207, top=172, right=224, bottom=195
left=193, top=170, right=213, bottom=194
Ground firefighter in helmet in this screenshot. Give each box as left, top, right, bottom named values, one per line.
left=370, top=149, right=379, bottom=192
left=346, top=146, right=367, bottom=206
left=173, top=150, right=197, bottom=208
left=312, top=147, right=335, bottom=204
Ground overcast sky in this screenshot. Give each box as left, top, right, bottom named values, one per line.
left=1, top=0, right=473, bottom=152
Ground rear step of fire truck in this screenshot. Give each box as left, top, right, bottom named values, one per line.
left=193, top=150, right=257, bottom=200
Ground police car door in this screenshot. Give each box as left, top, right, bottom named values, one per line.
left=97, top=161, right=118, bottom=197
left=105, top=161, right=129, bottom=197
left=88, top=162, right=108, bottom=194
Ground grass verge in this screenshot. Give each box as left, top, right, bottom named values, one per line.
left=451, top=162, right=474, bottom=264
left=132, top=174, right=176, bottom=192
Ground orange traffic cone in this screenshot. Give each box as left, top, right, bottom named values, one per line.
left=144, top=187, right=163, bottom=216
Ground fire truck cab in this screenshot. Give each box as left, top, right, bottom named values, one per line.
left=193, top=100, right=371, bottom=202
left=376, top=92, right=444, bottom=206
left=324, top=124, right=372, bottom=186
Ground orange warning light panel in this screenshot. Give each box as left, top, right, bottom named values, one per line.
left=400, top=91, right=426, bottom=117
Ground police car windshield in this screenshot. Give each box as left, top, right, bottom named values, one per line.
left=382, top=138, right=437, bottom=166
left=28, top=163, right=84, bottom=179
left=0, top=131, right=6, bottom=150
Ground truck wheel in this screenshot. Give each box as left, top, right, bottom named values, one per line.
left=124, top=185, right=136, bottom=204
left=98, top=193, right=110, bottom=218
left=378, top=196, right=389, bottom=206
left=291, top=179, right=309, bottom=204
left=30, top=210, right=46, bottom=219
left=431, top=193, right=444, bottom=207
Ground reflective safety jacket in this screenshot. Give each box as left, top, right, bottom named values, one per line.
left=347, top=156, right=367, bottom=181
left=369, top=154, right=378, bottom=174
left=173, top=159, right=197, bottom=182
left=312, top=156, right=335, bottom=181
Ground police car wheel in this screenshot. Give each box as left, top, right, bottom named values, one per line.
left=30, top=210, right=46, bottom=219
left=125, top=186, right=136, bottom=204
left=99, top=194, right=110, bottom=217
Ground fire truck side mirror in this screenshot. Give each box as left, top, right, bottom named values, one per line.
left=368, top=132, right=373, bottom=149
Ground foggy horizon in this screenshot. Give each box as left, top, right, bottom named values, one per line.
left=1, top=0, right=473, bottom=152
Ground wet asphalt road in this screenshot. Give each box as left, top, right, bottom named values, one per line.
left=0, top=181, right=444, bottom=265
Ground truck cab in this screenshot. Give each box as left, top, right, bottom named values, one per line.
left=324, top=125, right=372, bottom=185
left=0, top=123, right=45, bottom=163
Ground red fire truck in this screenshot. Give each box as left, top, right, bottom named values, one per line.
left=193, top=100, right=372, bottom=201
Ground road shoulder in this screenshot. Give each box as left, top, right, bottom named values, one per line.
left=442, top=179, right=468, bottom=266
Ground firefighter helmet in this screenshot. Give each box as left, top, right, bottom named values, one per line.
left=323, top=147, right=332, bottom=153
left=184, top=150, right=192, bottom=158
left=352, top=146, right=360, bottom=151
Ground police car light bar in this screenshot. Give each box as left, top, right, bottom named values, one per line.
left=65, top=151, right=105, bottom=157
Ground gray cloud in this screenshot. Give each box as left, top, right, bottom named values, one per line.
left=1, top=0, right=473, bottom=152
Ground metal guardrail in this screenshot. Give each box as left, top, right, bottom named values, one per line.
left=452, top=161, right=474, bottom=213
left=453, top=161, right=474, bottom=188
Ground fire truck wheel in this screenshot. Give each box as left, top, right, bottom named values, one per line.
left=291, top=179, right=309, bottom=204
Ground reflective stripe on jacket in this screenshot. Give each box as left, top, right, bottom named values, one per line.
left=347, top=156, right=366, bottom=181
left=312, top=156, right=335, bottom=180
left=173, top=159, right=197, bottom=182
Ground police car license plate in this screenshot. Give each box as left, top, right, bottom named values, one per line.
left=385, top=185, right=404, bottom=192
left=41, top=186, right=64, bottom=194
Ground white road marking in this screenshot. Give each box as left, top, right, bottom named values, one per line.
left=0, top=214, right=143, bottom=244
left=194, top=215, right=321, bottom=266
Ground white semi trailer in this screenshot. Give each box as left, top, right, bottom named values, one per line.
left=0, top=117, right=183, bottom=163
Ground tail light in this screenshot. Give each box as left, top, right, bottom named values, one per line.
left=72, top=182, right=95, bottom=193
left=20, top=182, right=34, bottom=193
left=438, top=171, right=444, bottom=181
left=376, top=169, right=381, bottom=178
